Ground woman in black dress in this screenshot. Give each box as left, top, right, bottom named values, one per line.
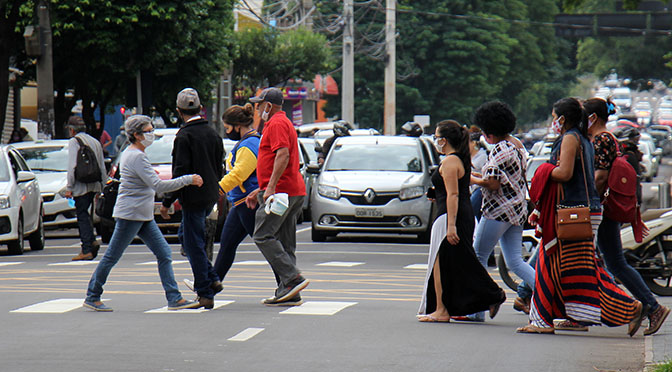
left=417, top=120, right=506, bottom=323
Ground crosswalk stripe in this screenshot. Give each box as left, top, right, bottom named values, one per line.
left=233, top=260, right=268, bottom=266
left=144, top=300, right=234, bottom=313
left=404, top=264, right=428, bottom=270
left=136, top=260, right=189, bottom=266
left=228, top=327, right=264, bottom=342
left=280, top=301, right=357, bottom=316
left=0, top=262, right=24, bottom=267
left=48, top=261, right=99, bottom=266
left=316, top=261, right=364, bottom=267
left=11, top=298, right=90, bottom=313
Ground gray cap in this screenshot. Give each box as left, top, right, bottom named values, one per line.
left=124, top=115, right=152, bottom=136
left=249, top=87, right=284, bottom=105
left=176, top=88, right=201, bottom=110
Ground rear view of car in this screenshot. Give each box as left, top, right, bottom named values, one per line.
left=310, top=136, right=434, bottom=242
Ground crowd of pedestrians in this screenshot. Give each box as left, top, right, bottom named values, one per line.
left=418, top=97, right=669, bottom=337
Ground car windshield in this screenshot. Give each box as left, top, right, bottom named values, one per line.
left=614, top=93, right=630, bottom=100
left=145, top=135, right=175, bottom=165
left=299, top=139, right=318, bottom=163
left=0, top=155, right=10, bottom=182
left=17, top=146, right=68, bottom=171
left=326, top=143, right=422, bottom=172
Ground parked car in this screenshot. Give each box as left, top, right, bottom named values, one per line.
left=612, top=87, right=632, bottom=111
left=638, top=140, right=661, bottom=182
left=308, top=136, right=434, bottom=242
left=646, top=125, right=672, bottom=155
left=103, top=131, right=229, bottom=243
left=0, top=145, right=44, bottom=254
left=13, top=140, right=77, bottom=228
left=526, top=155, right=550, bottom=185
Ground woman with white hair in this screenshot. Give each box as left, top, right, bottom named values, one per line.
left=84, top=115, right=204, bottom=311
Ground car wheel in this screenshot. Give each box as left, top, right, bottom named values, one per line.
left=647, top=176, right=653, bottom=182
left=7, top=216, right=24, bottom=255
left=28, top=213, right=45, bottom=251
left=311, top=224, right=327, bottom=242
left=417, top=227, right=431, bottom=244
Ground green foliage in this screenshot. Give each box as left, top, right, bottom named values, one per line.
left=322, top=0, right=575, bottom=129
left=653, top=360, right=672, bottom=372
left=232, top=27, right=333, bottom=88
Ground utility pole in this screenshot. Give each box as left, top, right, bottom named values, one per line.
left=135, top=71, right=142, bottom=114
left=341, top=0, right=354, bottom=125
left=384, top=0, right=396, bottom=135
left=36, top=0, right=54, bottom=139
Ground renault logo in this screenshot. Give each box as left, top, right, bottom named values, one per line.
left=363, top=189, right=376, bottom=204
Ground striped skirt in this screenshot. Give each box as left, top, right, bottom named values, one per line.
left=529, top=238, right=638, bottom=328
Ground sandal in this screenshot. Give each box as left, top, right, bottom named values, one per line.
left=516, top=324, right=555, bottom=334
left=489, top=290, right=507, bottom=319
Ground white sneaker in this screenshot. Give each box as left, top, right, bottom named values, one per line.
left=183, top=278, right=195, bottom=292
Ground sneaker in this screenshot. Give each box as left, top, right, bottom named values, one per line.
left=275, top=275, right=309, bottom=302
left=628, top=301, right=646, bottom=337
left=554, top=319, right=588, bottom=331
left=451, top=315, right=485, bottom=322
left=83, top=300, right=113, bottom=312
left=183, top=279, right=223, bottom=295
left=167, top=299, right=202, bottom=310
left=262, top=295, right=303, bottom=307
left=513, top=297, right=530, bottom=314
left=644, top=305, right=670, bottom=336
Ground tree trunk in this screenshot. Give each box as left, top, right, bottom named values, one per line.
left=0, top=2, right=21, bottom=141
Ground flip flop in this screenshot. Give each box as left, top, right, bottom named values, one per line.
left=516, top=324, right=555, bottom=334
left=417, top=314, right=450, bottom=323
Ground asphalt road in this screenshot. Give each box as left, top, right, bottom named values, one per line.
left=0, top=224, right=646, bottom=372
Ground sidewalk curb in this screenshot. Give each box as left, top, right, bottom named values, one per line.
left=645, top=335, right=654, bottom=371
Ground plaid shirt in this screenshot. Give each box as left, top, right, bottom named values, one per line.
left=481, top=141, right=528, bottom=225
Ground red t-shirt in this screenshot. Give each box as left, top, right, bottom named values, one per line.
left=257, top=111, right=306, bottom=196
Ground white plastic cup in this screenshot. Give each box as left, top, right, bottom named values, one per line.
left=264, top=193, right=289, bottom=216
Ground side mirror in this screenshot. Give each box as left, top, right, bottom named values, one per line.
left=17, top=171, right=35, bottom=183
left=306, top=164, right=321, bottom=175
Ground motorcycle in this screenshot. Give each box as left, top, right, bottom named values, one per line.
left=497, top=208, right=672, bottom=296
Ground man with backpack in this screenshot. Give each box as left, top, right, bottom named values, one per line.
left=65, top=116, right=108, bottom=261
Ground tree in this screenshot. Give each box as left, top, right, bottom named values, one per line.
left=45, top=0, right=235, bottom=137
left=231, top=27, right=333, bottom=89
left=0, top=1, right=27, bottom=137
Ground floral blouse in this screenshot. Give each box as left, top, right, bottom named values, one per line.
left=593, top=132, right=618, bottom=171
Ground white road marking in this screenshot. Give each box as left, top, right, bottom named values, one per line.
left=280, top=301, right=357, bottom=316
left=296, top=226, right=312, bottom=233
left=233, top=260, right=268, bottom=266
left=69, top=243, right=82, bottom=247
left=48, top=261, right=100, bottom=266
left=316, top=261, right=364, bottom=267
left=0, top=262, right=24, bottom=267
left=11, top=298, right=90, bottom=313
left=228, top=327, right=265, bottom=342
left=136, top=260, right=189, bottom=266
left=144, top=300, right=234, bottom=313
left=404, top=264, right=428, bottom=270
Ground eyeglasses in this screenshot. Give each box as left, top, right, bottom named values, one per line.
left=432, top=135, right=443, bottom=140
left=142, top=129, right=155, bottom=134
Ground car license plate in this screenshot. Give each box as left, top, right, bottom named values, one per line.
left=355, top=208, right=383, bottom=218
left=154, top=203, right=174, bottom=215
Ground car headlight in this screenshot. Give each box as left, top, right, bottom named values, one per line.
left=317, top=185, right=341, bottom=200
left=400, top=186, right=425, bottom=201
left=0, top=195, right=10, bottom=209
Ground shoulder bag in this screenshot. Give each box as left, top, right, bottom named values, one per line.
left=556, top=133, right=593, bottom=241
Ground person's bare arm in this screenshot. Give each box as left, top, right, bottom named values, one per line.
left=441, top=156, right=464, bottom=245
left=595, top=169, right=609, bottom=196
left=551, top=134, right=578, bottom=182
left=264, top=147, right=289, bottom=200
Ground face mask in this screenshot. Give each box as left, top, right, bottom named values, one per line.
left=433, top=137, right=444, bottom=153
left=140, top=133, right=155, bottom=148
left=260, top=104, right=271, bottom=122
left=551, top=116, right=563, bottom=135
left=226, top=127, right=241, bottom=141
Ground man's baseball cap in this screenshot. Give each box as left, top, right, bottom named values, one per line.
left=176, top=88, right=201, bottom=110
left=249, top=87, right=284, bottom=105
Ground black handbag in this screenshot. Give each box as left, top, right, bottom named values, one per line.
left=95, top=179, right=120, bottom=219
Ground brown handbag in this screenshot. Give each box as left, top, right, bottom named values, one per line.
left=556, top=134, right=593, bottom=241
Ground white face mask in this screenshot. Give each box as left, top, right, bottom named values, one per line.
left=551, top=116, right=563, bottom=135
left=140, top=132, right=155, bottom=148
left=260, top=104, right=271, bottom=121
left=433, top=137, right=444, bottom=153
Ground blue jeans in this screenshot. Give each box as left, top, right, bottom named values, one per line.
left=86, top=219, right=183, bottom=306
left=214, top=203, right=257, bottom=280
left=470, top=218, right=535, bottom=321
left=470, top=187, right=483, bottom=221
left=179, top=207, right=220, bottom=299
left=597, top=215, right=658, bottom=314
left=74, top=192, right=96, bottom=254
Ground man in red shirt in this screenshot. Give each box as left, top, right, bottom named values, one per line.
left=246, top=87, right=308, bottom=306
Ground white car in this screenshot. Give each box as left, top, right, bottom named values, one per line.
left=13, top=140, right=76, bottom=228
left=0, top=145, right=44, bottom=254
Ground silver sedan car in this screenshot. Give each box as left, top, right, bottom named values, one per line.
left=309, top=136, right=435, bottom=242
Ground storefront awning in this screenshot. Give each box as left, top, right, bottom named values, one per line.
left=314, top=74, right=338, bottom=96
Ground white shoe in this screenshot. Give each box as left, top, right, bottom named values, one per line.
left=183, top=278, right=195, bottom=292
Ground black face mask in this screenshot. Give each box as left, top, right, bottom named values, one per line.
left=226, top=127, right=241, bottom=141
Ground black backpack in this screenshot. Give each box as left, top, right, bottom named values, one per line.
left=74, top=136, right=102, bottom=183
